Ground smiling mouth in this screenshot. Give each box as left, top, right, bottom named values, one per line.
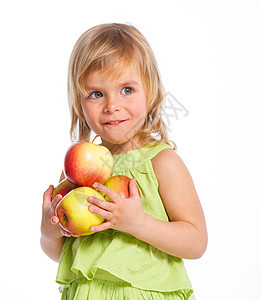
left=104, top=120, right=126, bottom=125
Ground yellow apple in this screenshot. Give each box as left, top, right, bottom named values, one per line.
left=55, top=186, right=107, bottom=236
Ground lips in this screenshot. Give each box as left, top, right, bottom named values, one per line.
left=104, top=120, right=126, bottom=125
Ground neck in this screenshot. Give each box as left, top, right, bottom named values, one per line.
left=101, top=136, right=143, bottom=155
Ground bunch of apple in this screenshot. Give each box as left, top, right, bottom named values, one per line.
left=52, top=141, right=132, bottom=236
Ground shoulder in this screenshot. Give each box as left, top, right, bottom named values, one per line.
left=151, top=148, right=189, bottom=180
left=151, top=148, right=198, bottom=220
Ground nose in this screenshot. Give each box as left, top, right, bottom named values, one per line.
left=104, top=95, right=121, bottom=113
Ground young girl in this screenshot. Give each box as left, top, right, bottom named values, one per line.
left=41, top=23, right=207, bottom=300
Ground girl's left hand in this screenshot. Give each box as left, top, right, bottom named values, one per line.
left=88, top=178, right=146, bottom=236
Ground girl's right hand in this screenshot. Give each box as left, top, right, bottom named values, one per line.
left=41, top=185, right=79, bottom=239
left=41, top=185, right=75, bottom=262
left=41, top=185, right=64, bottom=240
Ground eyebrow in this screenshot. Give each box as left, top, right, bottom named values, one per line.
left=84, top=80, right=139, bottom=91
left=118, top=80, right=139, bottom=87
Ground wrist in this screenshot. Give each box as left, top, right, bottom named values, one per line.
left=40, top=234, right=65, bottom=262
left=40, top=231, right=64, bottom=244
left=131, top=213, right=151, bottom=240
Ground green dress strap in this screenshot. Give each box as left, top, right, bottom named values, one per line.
left=112, top=141, right=173, bottom=173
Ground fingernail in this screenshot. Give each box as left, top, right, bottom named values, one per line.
left=51, top=216, right=58, bottom=224
left=93, top=182, right=98, bottom=188
left=88, top=197, right=93, bottom=202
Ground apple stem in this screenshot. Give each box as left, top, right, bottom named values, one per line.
left=91, top=135, right=99, bottom=144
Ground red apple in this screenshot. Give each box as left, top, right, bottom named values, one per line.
left=51, top=178, right=77, bottom=200
left=64, top=141, right=114, bottom=187
left=55, top=186, right=107, bottom=236
left=102, top=175, right=140, bottom=201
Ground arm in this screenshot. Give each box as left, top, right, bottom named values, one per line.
left=135, top=149, right=208, bottom=259
left=40, top=171, right=66, bottom=262
left=87, top=150, right=207, bottom=259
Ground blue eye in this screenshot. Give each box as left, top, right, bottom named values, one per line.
left=89, top=91, right=103, bottom=99
left=121, top=87, right=133, bottom=95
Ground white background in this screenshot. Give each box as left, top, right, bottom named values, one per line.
left=0, top=1, right=260, bottom=299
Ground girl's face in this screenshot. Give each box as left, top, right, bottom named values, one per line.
left=80, top=61, right=147, bottom=154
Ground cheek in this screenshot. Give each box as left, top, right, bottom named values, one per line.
left=81, top=104, right=97, bottom=128
left=132, top=99, right=147, bottom=118
left=127, top=101, right=147, bottom=131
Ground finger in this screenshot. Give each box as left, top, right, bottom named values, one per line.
left=90, top=221, right=112, bottom=233
left=88, top=196, right=114, bottom=210
left=42, top=185, right=54, bottom=209
left=72, top=234, right=80, bottom=238
left=89, top=204, right=113, bottom=220
left=93, top=182, right=121, bottom=203
left=129, top=178, right=140, bottom=198
left=61, top=229, right=79, bottom=238
left=51, top=216, right=59, bottom=225
left=50, top=194, right=63, bottom=211
left=61, top=229, right=71, bottom=237
left=44, top=185, right=54, bottom=197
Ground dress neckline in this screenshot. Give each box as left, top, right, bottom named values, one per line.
left=111, top=141, right=159, bottom=157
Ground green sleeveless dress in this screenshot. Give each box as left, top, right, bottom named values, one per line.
left=56, top=142, right=195, bottom=299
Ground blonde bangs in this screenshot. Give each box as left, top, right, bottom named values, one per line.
left=78, top=50, right=136, bottom=96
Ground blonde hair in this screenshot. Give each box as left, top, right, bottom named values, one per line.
left=67, top=23, right=176, bottom=149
